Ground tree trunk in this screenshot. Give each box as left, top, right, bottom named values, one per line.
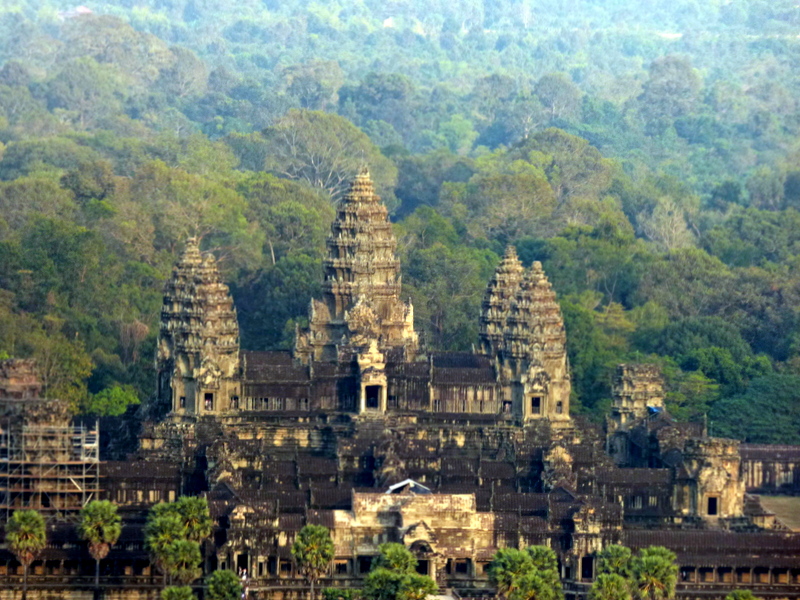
left=22, top=564, right=28, bottom=600
left=95, top=558, right=100, bottom=600
left=310, top=578, right=315, bottom=600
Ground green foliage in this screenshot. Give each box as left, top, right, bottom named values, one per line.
left=163, top=539, right=203, bottom=585
left=161, top=587, right=196, bottom=600
left=292, top=524, right=336, bottom=598
left=261, top=109, right=398, bottom=204
left=724, top=591, right=756, bottom=600
left=323, top=589, right=362, bottom=600
left=488, top=546, right=562, bottom=600
left=2, top=0, right=800, bottom=444
left=363, top=543, right=437, bottom=600
left=589, top=574, right=631, bottom=600
left=175, top=496, right=213, bottom=543
left=81, top=385, right=140, bottom=417
left=630, top=547, right=677, bottom=600
left=371, top=543, right=417, bottom=574
left=206, top=570, right=243, bottom=600
left=78, top=500, right=122, bottom=561
left=710, top=375, right=800, bottom=444
left=145, top=512, right=185, bottom=577
left=596, top=545, right=632, bottom=579
left=5, top=510, right=46, bottom=568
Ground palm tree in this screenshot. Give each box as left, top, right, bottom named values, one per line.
left=175, top=496, right=212, bottom=542
left=161, top=586, right=196, bottom=600
left=631, top=547, right=677, bottom=600
left=5, top=510, right=47, bottom=600
left=597, top=545, right=633, bottom=579
left=78, top=500, right=122, bottom=600
left=590, top=573, right=632, bottom=600
left=163, top=539, right=203, bottom=585
left=145, top=512, right=185, bottom=586
left=487, top=548, right=534, bottom=599
left=291, top=524, right=335, bottom=600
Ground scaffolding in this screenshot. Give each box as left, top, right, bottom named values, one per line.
left=0, top=417, right=101, bottom=521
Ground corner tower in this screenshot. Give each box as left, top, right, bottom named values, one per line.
left=479, top=251, right=571, bottom=423
left=295, top=168, right=418, bottom=364
left=156, top=238, right=240, bottom=418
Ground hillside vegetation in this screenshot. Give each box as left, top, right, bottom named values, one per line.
left=1, top=1, right=800, bottom=442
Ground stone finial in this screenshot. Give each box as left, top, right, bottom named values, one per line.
left=180, top=237, right=203, bottom=264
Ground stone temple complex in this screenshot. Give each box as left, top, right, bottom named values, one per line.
left=2, top=169, right=800, bottom=598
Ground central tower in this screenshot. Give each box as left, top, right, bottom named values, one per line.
left=295, top=168, right=418, bottom=365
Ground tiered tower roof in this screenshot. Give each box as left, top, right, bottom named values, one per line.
left=479, top=250, right=571, bottom=420
left=296, top=168, right=417, bottom=363
left=157, top=238, right=239, bottom=373
left=479, top=246, right=525, bottom=356
left=322, top=167, right=402, bottom=319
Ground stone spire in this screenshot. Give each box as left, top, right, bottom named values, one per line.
left=479, top=246, right=524, bottom=356
left=479, top=255, right=571, bottom=422
left=156, top=238, right=240, bottom=417
left=296, top=169, right=418, bottom=363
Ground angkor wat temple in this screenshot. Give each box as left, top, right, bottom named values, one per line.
left=2, top=169, right=800, bottom=599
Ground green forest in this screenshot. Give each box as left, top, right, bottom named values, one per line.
left=1, top=0, right=800, bottom=444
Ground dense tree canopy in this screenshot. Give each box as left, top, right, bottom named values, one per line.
left=1, top=0, right=800, bottom=447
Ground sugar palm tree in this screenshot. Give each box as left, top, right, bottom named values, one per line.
left=631, top=547, right=677, bottom=600
left=488, top=548, right=534, bottom=599
left=78, top=500, right=122, bottom=600
left=291, top=524, right=335, bottom=600
left=175, top=496, right=212, bottom=543
left=163, top=539, right=203, bottom=585
left=145, top=513, right=185, bottom=586
left=590, top=573, right=632, bottom=600
left=5, top=510, right=47, bottom=600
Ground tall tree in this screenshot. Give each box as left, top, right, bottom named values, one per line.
left=291, top=524, right=336, bottom=600
left=596, top=545, right=633, bottom=578
left=363, top=544, right=437, bottom=600
left=590, top=573, right=632, bottom=600
left=488, top=548, right=534, bottom=599
left=206, top=569, right=243, bottom=600
left=175, top=496, right=213, bottom=543
left=145, top=511, right=185, bottom=586
left=261, top=109, right=397, bottom=203
left=161, top=587, right=196, bottom=600
left=5, top=509, right=47, bottom=600
left=631, top=547, right=677, bottom=600
left=78, top=500, right=122, bottom=600
left=163, top=539, right=203, bottom=585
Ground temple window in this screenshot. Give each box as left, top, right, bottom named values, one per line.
left=556, top=401, right=563, bottom=414
left=366, top=385, right=381, bottom=409
left=707, top=496, right=719, bottom=516
left=230, top=395, right=239, bottom=409
left=531, top=396, right=542, bottom=414
left=179, top=396, right=186, bottom=408
left=503, top=401, right=512, bottom=414
left=204, top=392, right=214, bottom=411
